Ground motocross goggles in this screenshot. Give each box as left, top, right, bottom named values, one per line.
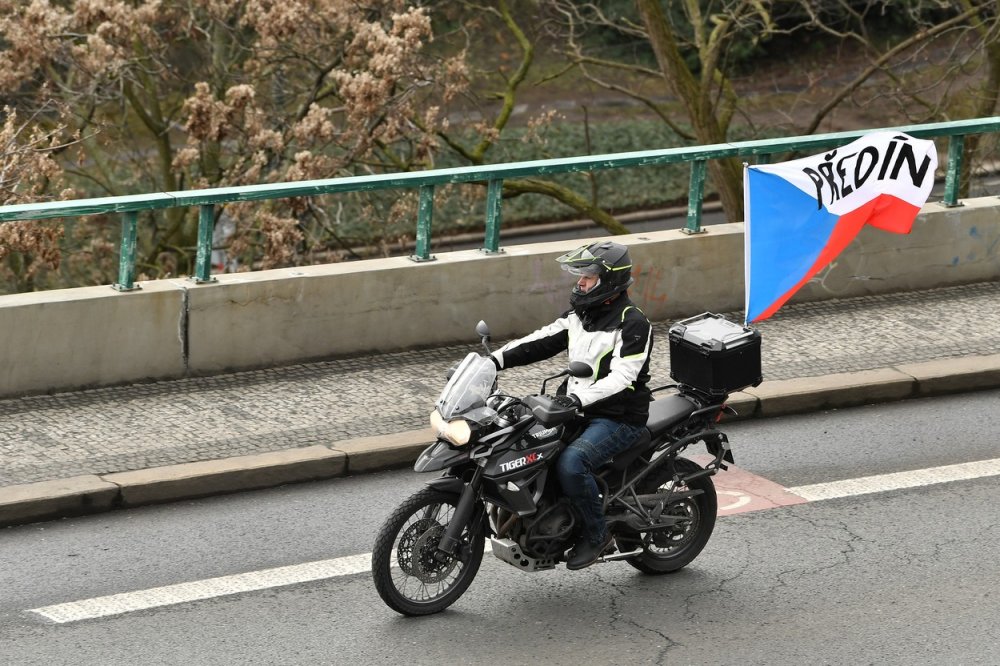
left=556, top=246, right=605, bottom=276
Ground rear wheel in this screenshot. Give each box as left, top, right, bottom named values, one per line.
left=372, top=487, right=485, bottom=616
left=624, top=457, right=717, bottom=575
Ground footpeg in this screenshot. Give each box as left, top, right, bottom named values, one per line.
left=598, top=548, right=643, bottom=562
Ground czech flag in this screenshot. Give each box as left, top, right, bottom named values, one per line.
left=744, top=131, right=938, bottom=323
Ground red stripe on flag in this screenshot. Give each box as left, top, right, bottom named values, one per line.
left=751, top=195, right=920, bottom=322
left=865, top=192, right=921, bottom=233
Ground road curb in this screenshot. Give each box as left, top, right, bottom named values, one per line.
left=0, top=475, right=119, bottom=527
left=3, top=356, right=1000, bottom=528
left=743, top=368, right=916, bottom=416
left=897, top=354, right=1000, bottom=396
left=330, top=428, right=436, bottom=474
left=103, top=445, right=349, bottom=507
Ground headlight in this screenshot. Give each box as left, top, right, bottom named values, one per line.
left=430, top=409, right=472, bottom=446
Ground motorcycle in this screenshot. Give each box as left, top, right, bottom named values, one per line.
left=372, top=320, right=742, bottom=616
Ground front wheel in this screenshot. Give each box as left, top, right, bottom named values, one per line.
left=624, top=456, right=717, bottom=575
left=372, top=487, right=485, bottom=616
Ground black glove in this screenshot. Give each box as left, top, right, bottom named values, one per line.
left=552, top=394, right=581, bottom=410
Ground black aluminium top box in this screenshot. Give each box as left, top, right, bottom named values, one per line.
left=668, top=312, right=762, bottom=395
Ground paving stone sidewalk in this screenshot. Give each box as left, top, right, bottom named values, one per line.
left=2, top=281, right=999, bottom=488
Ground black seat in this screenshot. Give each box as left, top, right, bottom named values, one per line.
left=645, top=394, right=697, bottom=439
left=597, top=395, right=697, bottom=474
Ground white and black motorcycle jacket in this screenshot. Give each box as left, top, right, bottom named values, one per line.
left=492, top=295, right=653, bottom=426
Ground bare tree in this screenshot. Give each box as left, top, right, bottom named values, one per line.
left=0, top=0, right=634, bottom=289
left=387, top=0, right=632, bottom=234
left=552, top=0, right=788, bottom=222
left=551, top=0, right=1000, bottom=221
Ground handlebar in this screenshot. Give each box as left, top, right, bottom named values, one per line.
left=522, top=394, right=579, bottom=427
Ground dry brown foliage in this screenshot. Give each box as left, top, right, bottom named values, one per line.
left=0, top=104, right=75, bottom=290
left=0, top=0, right=449, bottom=285
left=5, top=0, right=996, bottom=293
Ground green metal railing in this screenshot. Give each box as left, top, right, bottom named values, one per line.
left=1, top=116, right=998, bottom=291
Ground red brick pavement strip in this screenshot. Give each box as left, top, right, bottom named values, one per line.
left=715, top=469, right=809, bottom=515
left=691, top=455, right=808, bottom=516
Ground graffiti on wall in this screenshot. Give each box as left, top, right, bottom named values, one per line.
left=630, top=262, right=671, bottom=306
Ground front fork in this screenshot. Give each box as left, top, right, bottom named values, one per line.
left=434, top=465, right=485, bottom=561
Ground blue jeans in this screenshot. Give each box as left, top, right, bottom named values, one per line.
left=556, top=418, right=645, bottom=547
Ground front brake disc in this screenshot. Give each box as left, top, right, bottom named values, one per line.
left=411, top=525, right=458, bottom=583
left=397, top=518, right=437, bottom=575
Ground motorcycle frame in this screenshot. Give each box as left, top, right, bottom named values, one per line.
left=430, top=392, right=732, bottom=561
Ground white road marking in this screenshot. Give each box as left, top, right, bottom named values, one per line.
left=716, top=489, right=753, bottom=512
left=31, top=543, right=496, bottom=624
left=30, top=554, right=372, bottom=623
left=28, top=457, right=1000, bottom=624
left=788, top=457, right=1000, bottom=501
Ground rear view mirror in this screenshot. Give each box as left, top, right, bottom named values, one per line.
left=567, top=361, right=592, bottom=378
left=475, top=320, right=491, bottom=354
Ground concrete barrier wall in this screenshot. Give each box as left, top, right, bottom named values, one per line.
left=2, top=197, right=998, bottom=397
left=0, top=281, right=186, bottom=396
left=184, top=223, right=747, bottom=372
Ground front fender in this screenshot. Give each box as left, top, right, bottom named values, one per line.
left=414, top=440, right=473, bottom=473
left=426, top=476, right=466, bottom=495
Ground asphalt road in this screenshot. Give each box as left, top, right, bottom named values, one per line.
left=2, top=389, right=999, bottom=665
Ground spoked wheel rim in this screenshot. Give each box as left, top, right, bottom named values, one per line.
left=373, top=487, right=485, bottom=615
left=390, top=500, right=469, bottom=605
left=623, top=457, right=718, bottom=575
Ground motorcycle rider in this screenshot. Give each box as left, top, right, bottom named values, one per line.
left=490, top=240, right=653, bottom=570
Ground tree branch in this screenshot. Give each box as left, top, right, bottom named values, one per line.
left=504, top=177, right=629, bottom=234
left=803, top=4, right=985, bottom=134
left=470, top=0, right=533, bottom=162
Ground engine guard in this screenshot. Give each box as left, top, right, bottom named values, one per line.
left=490, top=537, right=558, bottom=572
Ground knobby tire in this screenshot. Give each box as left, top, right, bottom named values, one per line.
left=372, top=487, right=485, bottom=616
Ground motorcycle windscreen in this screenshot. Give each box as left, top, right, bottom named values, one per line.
left=436, top=353, right=497, bottom=420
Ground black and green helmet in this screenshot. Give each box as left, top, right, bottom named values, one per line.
left=556, top=241, right=634, bottom=309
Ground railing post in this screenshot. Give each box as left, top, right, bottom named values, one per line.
left=482, top=178, right=503, bottom=254
left=192, top=204, right=218, bottom=282
left=112, top=210, right=139, bottom=291
left=411, top=185, right=436, bottom=262
left=683, top=160, right=707, bottom=234
left=942, top=134, right=965, bottom=208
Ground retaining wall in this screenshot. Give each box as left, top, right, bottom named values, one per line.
left=1, top=197, right=998, bottom=397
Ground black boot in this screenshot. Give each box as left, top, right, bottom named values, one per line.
left=566, top=533, right=614, bottom=570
